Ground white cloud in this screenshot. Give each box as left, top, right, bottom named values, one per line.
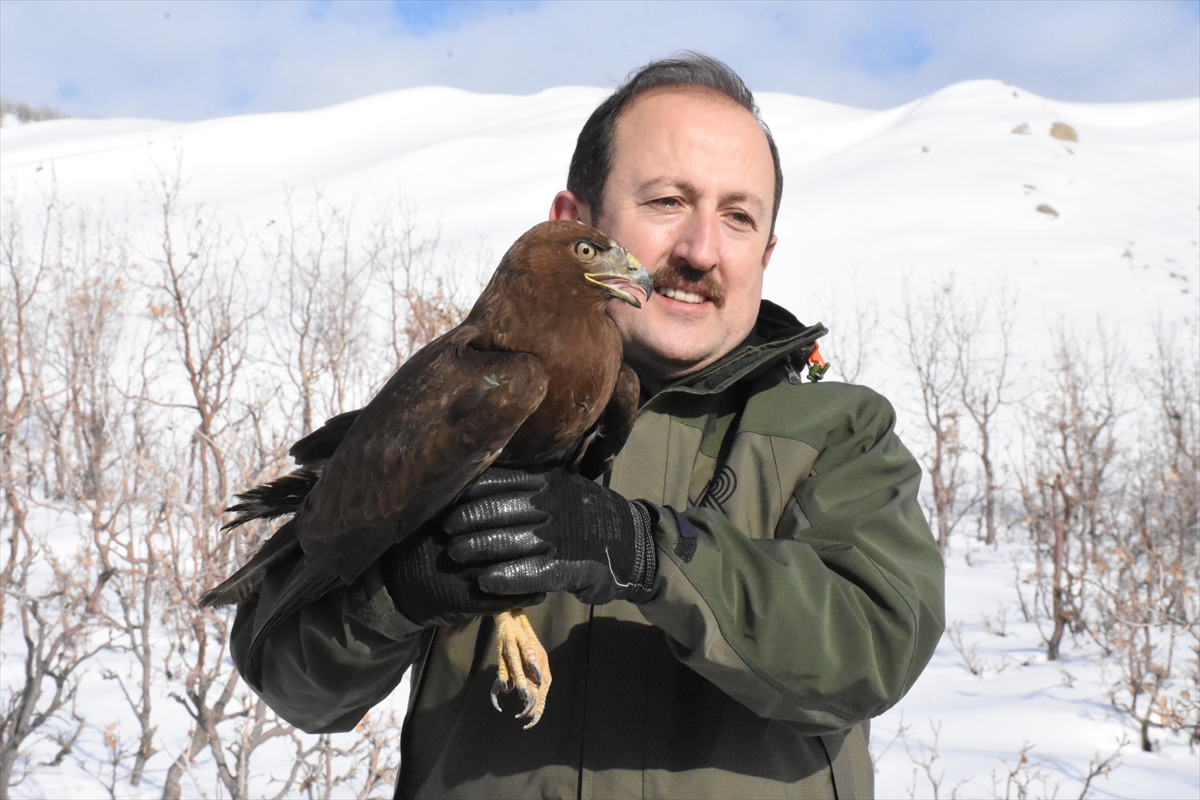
left=1, top=0, right=1196, bottom=121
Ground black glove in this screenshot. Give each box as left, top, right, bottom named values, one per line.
left=380, top=522, right=544, bottom=628
left=443, top=468, right=658, bottom=605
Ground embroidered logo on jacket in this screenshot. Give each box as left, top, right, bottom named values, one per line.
left=691, top=464, right=737, bottom=514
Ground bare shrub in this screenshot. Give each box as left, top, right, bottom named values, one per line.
left=138, top=164, right=298, bottom=799
left=900, top=719, right=970, bottom=799
left=0, top=97, right=69, bottom=125
left=265, top=191, right=376, bottom=436
left=2, top=167, right=455, bottom=795
left=364, top=197, right=477, bottom=368
left=1016, top=328, right=1124, bottom=661
left=988, top=741, right=1054, bottom=800
left=39, top=208, right=172, bottom=789
left=1012, top=318, right=1197, bottom=751
left=0, top=523, right=113, bottom=794
left=816, top=272, right=878, bottom=384
left=1, top=181, right=117, bottom=795
left=954, top=285, right=1016, bottom=546
left=946, top=621, right=983, bottom=677
left=901, top=276, right=970, bottom=550
left=1076, top=739, right=1126, bottom=799
left=1096, top=326, right=1199, bottom=750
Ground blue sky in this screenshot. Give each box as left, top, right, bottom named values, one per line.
left=1, top=0, right=1197, bottom=121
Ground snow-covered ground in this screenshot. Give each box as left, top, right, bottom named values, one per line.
left=873, top=539, right=1198, bottom=799
left=3, top=81, right=1197, bottom=798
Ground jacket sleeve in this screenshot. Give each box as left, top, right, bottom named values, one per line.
left=230, top=552, right=429, bottom=734
left=636, top=385, right=945, bottom=734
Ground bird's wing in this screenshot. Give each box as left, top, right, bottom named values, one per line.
left=295, top=333, right=549, bottom=582
left=289, top=409, right=361, bottom=465
left=575, top=363, right=641, bottom=480
left=242, top=329, right=548, bottom=675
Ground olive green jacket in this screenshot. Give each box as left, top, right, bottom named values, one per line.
left=232, top=301, right=945, bottom=799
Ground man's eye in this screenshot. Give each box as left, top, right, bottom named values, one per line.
left=730, top=211, right=754, bottom=227
left=653, top=197, right=679, bottom=208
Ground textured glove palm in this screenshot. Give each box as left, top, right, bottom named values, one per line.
left=380, top=523, right=543, bottom=628
left=443, top=468, right=657, bottom=605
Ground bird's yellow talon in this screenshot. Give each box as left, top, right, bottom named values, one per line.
left=492, top=608, right=553, bottom=728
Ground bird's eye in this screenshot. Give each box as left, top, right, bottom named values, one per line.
left=574, top=241, right=598, bottom=261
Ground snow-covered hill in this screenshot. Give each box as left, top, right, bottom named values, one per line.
left=3, top=79, right=1195, bottom=336
left=2, top=81, right=1197, bottom=798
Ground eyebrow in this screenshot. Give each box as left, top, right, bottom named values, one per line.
left=636, top=177, right=767, bottom=216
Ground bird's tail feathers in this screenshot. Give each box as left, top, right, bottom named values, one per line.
left=198, top=520, right=300, bottom=608
left=222, top=469, right=321, bottom=530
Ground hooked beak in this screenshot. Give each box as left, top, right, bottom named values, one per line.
left=585, top=249, right=655, bottom=308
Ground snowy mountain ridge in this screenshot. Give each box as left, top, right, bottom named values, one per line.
left=3, top=80, right=1195, bottom=368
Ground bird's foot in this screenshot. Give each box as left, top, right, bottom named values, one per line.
left=492, top=608, right=552, bottom=729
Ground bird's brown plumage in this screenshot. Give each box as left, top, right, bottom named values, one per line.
left=201, top=220, right=652, bottom=725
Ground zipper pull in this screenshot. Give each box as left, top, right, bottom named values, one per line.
left=806, top=342, right=829, bottom=383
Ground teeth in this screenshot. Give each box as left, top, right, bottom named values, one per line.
left=657, top=286, right=705, bottom=304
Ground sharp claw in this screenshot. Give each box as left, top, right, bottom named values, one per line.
left=490, top=683, right=504, bottom=712
left=492, top=609, right=552, bottom=729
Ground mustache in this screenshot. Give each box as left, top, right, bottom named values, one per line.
left=652, top=262, right=726, bottom=309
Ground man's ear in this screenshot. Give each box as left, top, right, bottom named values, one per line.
left=762, top=234, right=778, bottom=269
left=550, top=191, right=594, bottom=226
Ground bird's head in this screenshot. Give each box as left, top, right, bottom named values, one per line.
left=504, top=220, right=654, bottom=309
left=573, top=231, right=654, bottom=309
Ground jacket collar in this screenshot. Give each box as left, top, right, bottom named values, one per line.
left=646, top=300, right=828, bottom=400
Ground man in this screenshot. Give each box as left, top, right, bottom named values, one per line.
left=233, top=53, right=944, bottom=799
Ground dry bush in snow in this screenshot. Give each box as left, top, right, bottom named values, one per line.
left=0, top=164, right=477, bottom=797
left=1016, top=328, right=1124, bottom=662
left=900, top=277, right=970, bottom=551
left=898, top=276, right=1015, bottom=553
left=1095, top=327, right=1199, bottom=751
left=1013, top=322, right=1198, bottom=748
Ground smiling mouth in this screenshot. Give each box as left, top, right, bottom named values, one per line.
left=656, top=286, right=707, bottom=304
left=651, top=262, right=726, bottom=308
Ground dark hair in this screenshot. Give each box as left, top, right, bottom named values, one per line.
left=567, top=51, right=783, bottom=238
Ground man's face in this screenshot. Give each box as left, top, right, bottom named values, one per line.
left=554, top=86, right=777, bottom=389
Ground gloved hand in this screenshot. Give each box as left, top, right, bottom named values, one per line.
left=380, top=522, right=544, bottom=628
left=443, top=468, right=658, bottom=605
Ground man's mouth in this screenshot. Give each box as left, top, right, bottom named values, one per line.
left=656, top=285, right=707, bottom=305
left=650, top=262, right=726, bottom=308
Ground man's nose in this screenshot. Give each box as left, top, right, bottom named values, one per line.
left=671, top=211, right=719, bottom=272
